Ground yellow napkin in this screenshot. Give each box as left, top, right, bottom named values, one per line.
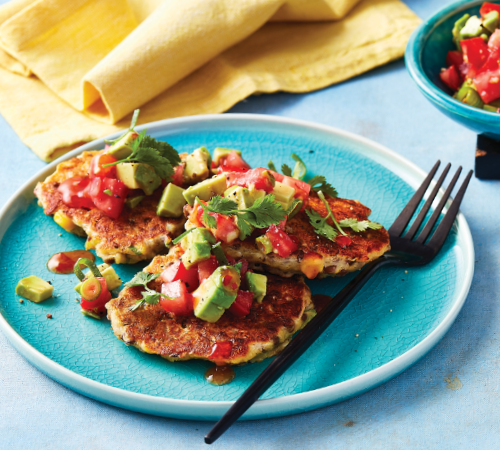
left=0, top=0, right=420, bottom=161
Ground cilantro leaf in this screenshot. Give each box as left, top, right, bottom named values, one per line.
left=241, top=195, right=286, bottom=228
left=307, top=175, right=338, bottom=198
left=339, top=218, right=383, bottom=232
left=207, top=196, right=238, bottom=215
left=281, top=164, right=292, bottom=177
left=140, top=135, right=181, bottom=166
left=235, top=217, right=254, bottom=240
left=306, top=209, right=338, bottom=241
left=196, top=199, right=217, bottom=229
left=124, top=272, right=160, bottom=289
left=268, top=160, right=277, bottom=172
left=133, top=146, right=175, bottom=180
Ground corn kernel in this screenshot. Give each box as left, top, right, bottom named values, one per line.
left=53, top=211, right=76, bottom=232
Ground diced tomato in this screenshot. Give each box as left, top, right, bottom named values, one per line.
left=80, top=277, right=111, bottom=314
left=198, top=256, right=219, bottom=284
left=211, top=214, right=240, bottom=244
left=480, top=2, right=500, bottom=18
left=440, top=65, right=462, bottom=91
left=265, top=224, right=298, bottom=257
left=160, top=280, right=193, bottom=316
left=489, top=29, right=500, bottom=50
left=209, top=341, right=233, bottom=361
left=57, top=176, right=95, bottom=209
left=88, top=177, right=128, bottom=220
left=336, top=235, right=353, bottom=248
left=474, top=68, right=500, bottom=103
left=236, top=259, right=248, bottom=277
left=226, top=255, right=236, bottom=265
left=172, top=163, right=185, bottom=187
left=461, top=37, right=489, bottom=69
left=89, top=153, right=117, bottom=179
left=458, top=61, right=473, bottom=79
left=219, top=151, right=251, bottom=172
left=161, top=260, right=199, bottom=293
left=225, top=167, right=275, bottom=193
left=446, top=50, right=464, bottom=68
left=229, top=290, right=254, bottom=318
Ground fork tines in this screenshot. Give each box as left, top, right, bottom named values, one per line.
left=388, top=161, right=473, bottom=250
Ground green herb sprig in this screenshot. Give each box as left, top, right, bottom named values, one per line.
left=195, top=194, right=287, bottom=240
left=306, top=191, right=382, bottom=243
left=125, top=271, right=172, bottom=311
left=307, top=175, right=338, bottom=198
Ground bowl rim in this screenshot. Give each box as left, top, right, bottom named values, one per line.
left=405, top=0, right=500, bottom=121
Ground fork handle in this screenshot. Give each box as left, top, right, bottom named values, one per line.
left=205, top=256, right=393, bottom=444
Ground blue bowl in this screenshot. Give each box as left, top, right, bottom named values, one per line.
left=406, top=0, right=500, bottom=139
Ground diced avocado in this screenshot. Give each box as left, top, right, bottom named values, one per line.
left=483, top=10, right=499, bottom=33
left=271, top=181, right=295, bottom=210
left=453, top=13, right=470, bottom=50
left=245, top=272, right=267, bottom=303
left=256, top=235, right=273, bottom=254
left=116, top=162, right=161, bottom=195
left=193, top=266, right=240, bottom=322
left=198, top=146, right=212, bottom=168
left=460, top=15, right=483, bottom=40
left=213, top=147, right=241, bottom=165
left=224, top=186, right=254, bottom=210
left=125, top=195, right=144, bottom=209
left=248, top=186, right=266, bottom=203
left=184, top=147, right=211, bottom=184
left=183, top=175, right=227, bottom=206
left=106, top=131, right=138, bottom=160
left=157, top=183, right=186, bottom=218
left=16, top=276, right=53, bottom=303
left=181, top=227, right=216, bottom=269
left=74, top=263, right=122, bottom=294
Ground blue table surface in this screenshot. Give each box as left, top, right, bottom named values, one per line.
left=1, top=1, right=498, bottom=448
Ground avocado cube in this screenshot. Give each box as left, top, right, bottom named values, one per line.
left=460, top=15, right=484, bottom=40
left=213, top=147, right=241, bottom=165
left=183, top=175, right=227, bottom=206
left=16, top=276, right=53, bottom=303
left=116, top=162, right=161, bottom=195
left=106, top=131, right=138, bottom=160
left=157, top=183, right=186, bottom=218
left=74, top=264, right=122, bottom=294
left=245, top=272, right=267, bottom=303
left=182, top=227, right=217, bottom=249
left=483, top=10, right=499, bottom=33
left=182, top=242, right=212, bottom=269
left=125, top=195, right=144, bottom=209
left=224, top=186, right=255, bottom=239
left=184, top=147, right=211, bottom=185
left=193, top=266, right=240, bottom=322
left=256, top=235, right=273, bottom=254
left=452, top=13, right=470, bottom=50
left=271, top=181, right=295, bottom=210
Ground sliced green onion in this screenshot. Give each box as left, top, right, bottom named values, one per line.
left=80, top=309, right=102, bottom=320
left=212, top=242, right=229, bottom=265
left=291, top=153, right=307, bottom=180
left=172, top=227, right=198, bottom=245
left=74, top=258, right=102, bottom=281
left=80, top=278, right=102, bottom=301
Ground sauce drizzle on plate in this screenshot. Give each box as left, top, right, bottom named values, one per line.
left=205, top=365, right=235, bottom=386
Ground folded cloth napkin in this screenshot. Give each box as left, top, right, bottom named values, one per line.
left=0, top=0, right=420, bottom=161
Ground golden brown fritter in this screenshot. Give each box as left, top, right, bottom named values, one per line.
left=106, top=253, right=316, bottom=365
left=34, top=151, right=185, bottom=264
left=222, top=193, right=390, bottom=279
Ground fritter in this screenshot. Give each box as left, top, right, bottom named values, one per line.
left=34, top=151, right=185, bottom=264
left=106, top=253, right=316, bottom=365
left=221, top=193, right=390, bottom=278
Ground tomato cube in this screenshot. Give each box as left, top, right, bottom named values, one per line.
left=480, top=2, right=500, bottom=18
left=161, top=260, right=199, bottom=292
left=89, top=152, right=117, bottom=179
left=446, top=50, right=464, bottom=68
left=88, top=177, right=128, bottom=220
left=440, top=65, right=462, bottom=91
left=265, top=224, right=299, bottom=257
left=198, top=256, right=219, bottom=284
left=228, top=290, right=254, bottom=317
left=160, top=280, right=193, bottom=316
left=461, top=37, right=489, bottom=69
left=57, top=176, right=95, bottom=210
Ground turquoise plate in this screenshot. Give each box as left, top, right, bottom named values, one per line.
left=0, top=115, right=474, bottom=421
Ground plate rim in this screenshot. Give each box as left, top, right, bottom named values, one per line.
left=0, top=113, right=475, bottom=421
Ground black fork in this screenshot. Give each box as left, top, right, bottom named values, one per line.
left=205, top=161, right=473, bottom=444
